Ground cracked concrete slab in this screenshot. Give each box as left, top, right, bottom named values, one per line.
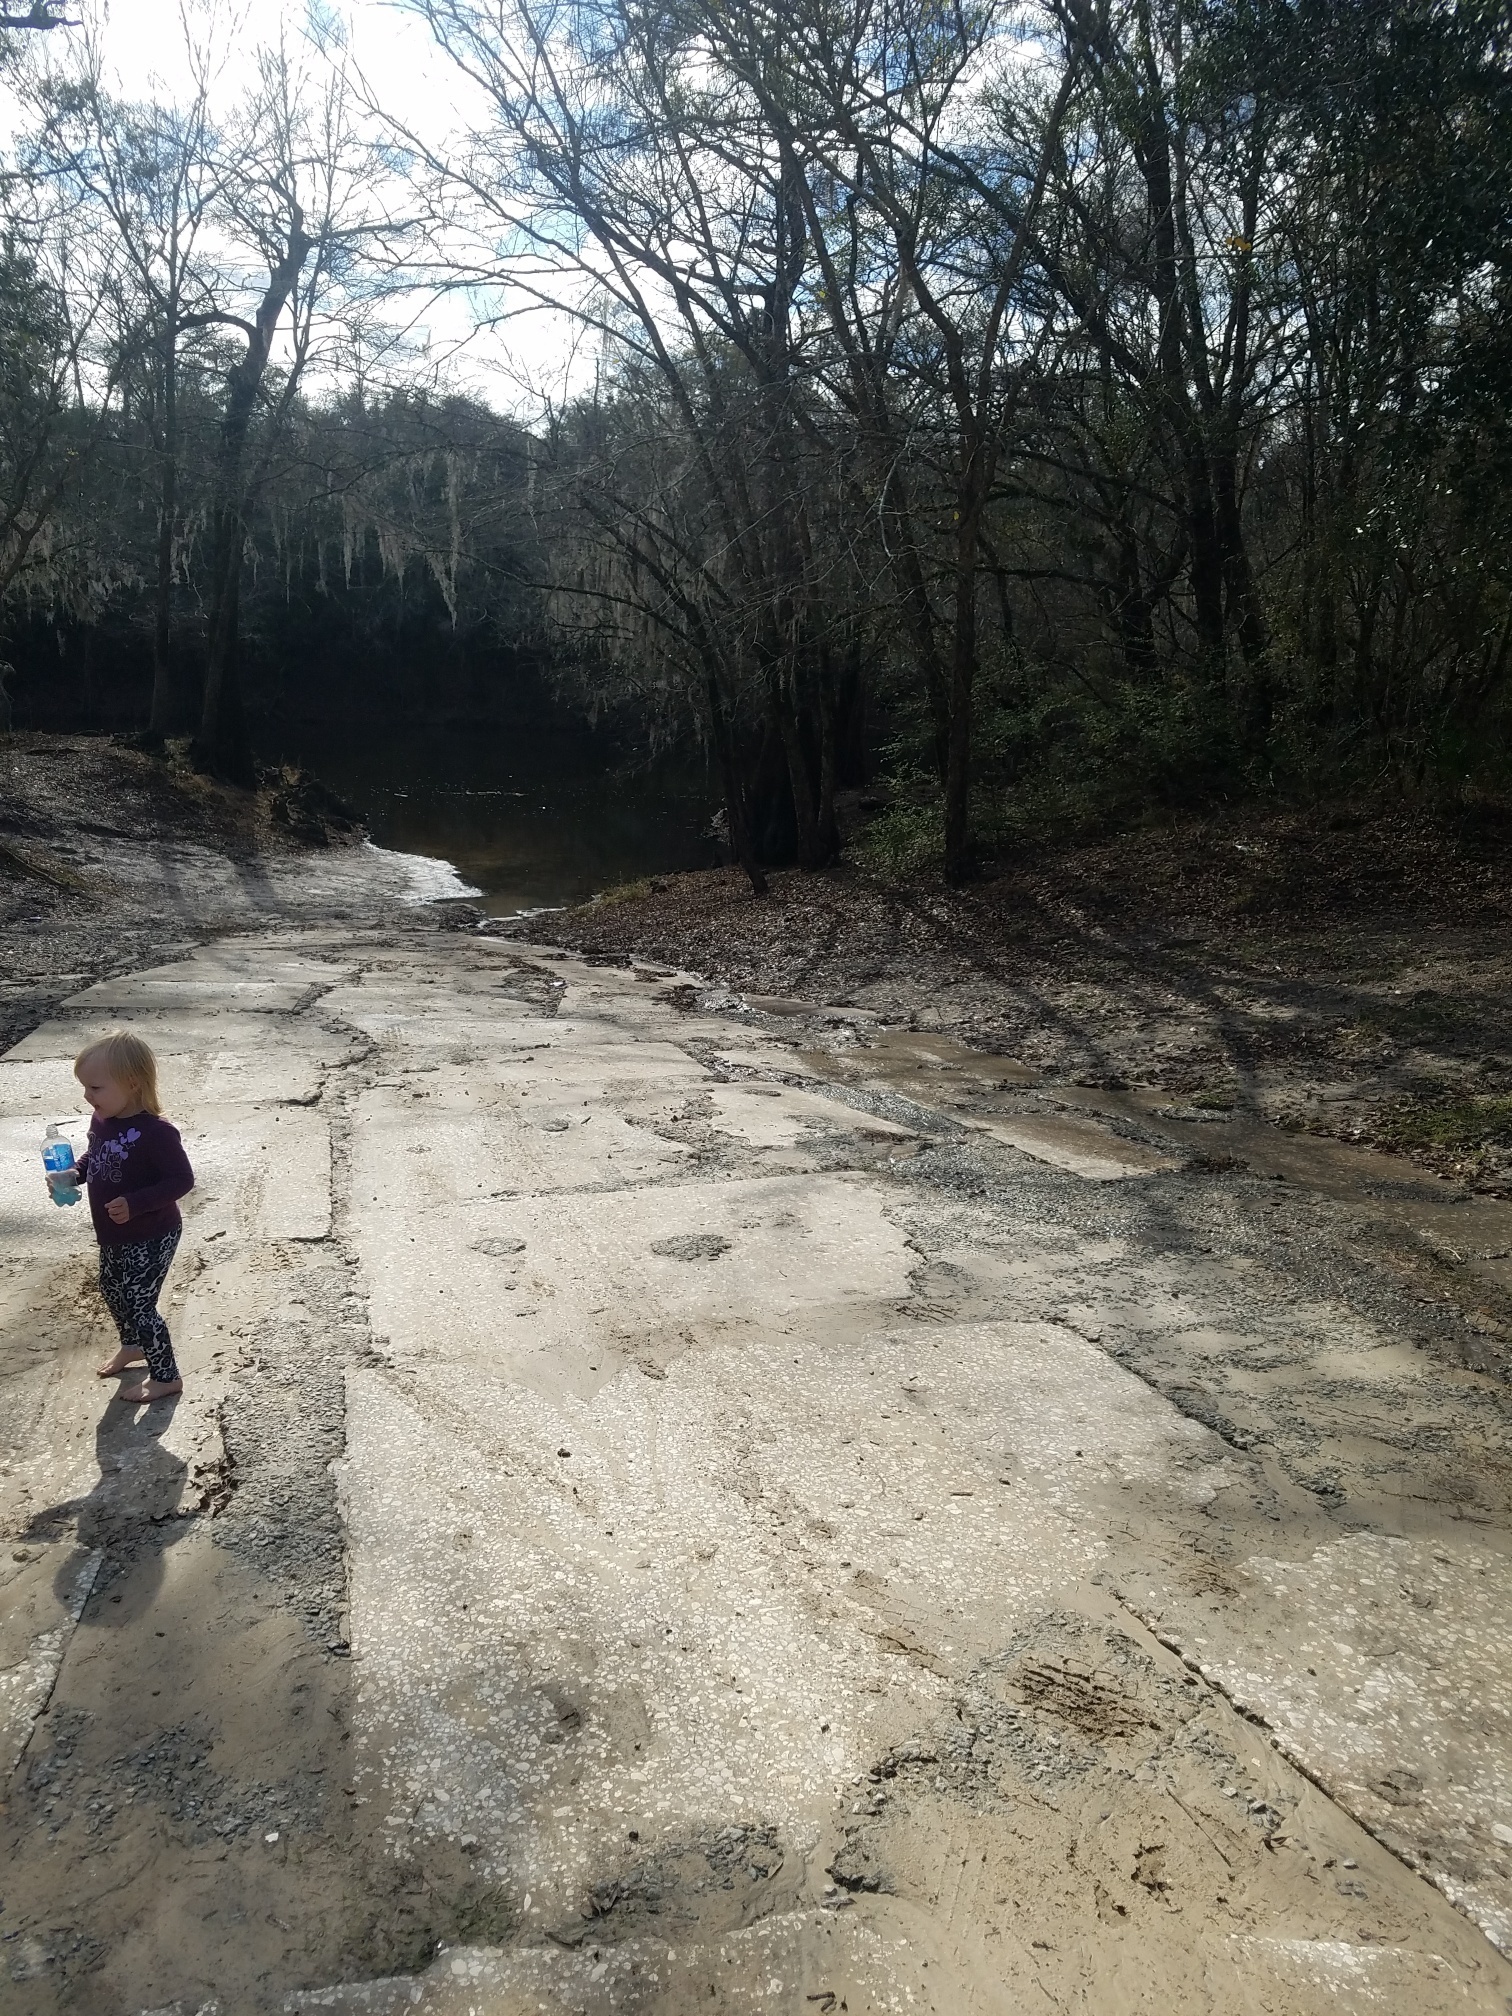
left=359, top=1170, right=916, bottom=1387
left=4, top=927, right=1512, bottom=2014
left=193, top=1106, right=333, bottom=1243
left=704, top=1082, right=918, bottom=1150
left=351, top=1068, right=696, bottom=1202
left=0, top=1546, right=100, bottom=1777
left=1155, top=1528, right=1512, bottom=1952
left=336, top=1315, right=1230, bottom=1933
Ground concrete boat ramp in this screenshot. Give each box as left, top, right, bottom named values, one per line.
left=3, top=923, right=1512, bottom=2014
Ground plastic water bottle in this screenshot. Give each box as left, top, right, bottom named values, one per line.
left=42, top=1124, right=80, bottom=1207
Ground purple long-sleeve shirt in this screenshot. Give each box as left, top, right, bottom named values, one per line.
left=75, top=1111, right=194, bottom=1248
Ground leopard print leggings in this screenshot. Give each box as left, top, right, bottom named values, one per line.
left=98, top=1229, right=182, bottom=1384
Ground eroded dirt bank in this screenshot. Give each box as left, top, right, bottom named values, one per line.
left=0, top=731, right=453, bottom=1058
left=519, top=805, right=1512, bottom=1182
left=3, top=909, right=1511, bottom=2015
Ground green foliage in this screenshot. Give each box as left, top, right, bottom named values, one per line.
left=979, top=684, right=1249, bottom=842
left=589, top=876, right=654, bottom=906
left=857, top=653, right=1264, bottom=867
left=1379, top=1094, right=1512, bottom=1155
left=851, top=799, right=944, bottom=877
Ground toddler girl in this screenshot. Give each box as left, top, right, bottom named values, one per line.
left=52, top=1032, right=195, bottom=1404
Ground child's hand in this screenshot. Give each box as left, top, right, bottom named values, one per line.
left=105, top=1195, right=131, bottom=1225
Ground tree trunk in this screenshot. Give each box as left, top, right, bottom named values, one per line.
left=705, top=664, right=767, bottom=895
left=881, top=463, right=951, bottom=786
left=942, top=502, right=980, bottom=886
left=815, top=647, right=839, bottom=864
left=1186, top=471, right=1227, bottom=673
left=1131, top=32, right=1227, bottom=685
left=767, top=653, right=821, bottom=868
left=148, top=334, right=190, bottom=736
left=1110, top=514, right=1158, bottom=681
left=195, top=217, right=312, bottom=784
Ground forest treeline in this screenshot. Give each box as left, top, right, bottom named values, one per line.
left=1, top=0, right=1508, bottom=883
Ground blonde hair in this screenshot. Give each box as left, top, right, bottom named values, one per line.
left=74, top=1031, right=163, bottom=1116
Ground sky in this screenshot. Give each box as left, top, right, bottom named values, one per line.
left=87, top=0, right=446, bottom=110
left=25, top=0, right=583, bottom=413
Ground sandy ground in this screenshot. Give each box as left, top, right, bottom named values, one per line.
left=4, top=904, right=1512, bottom=2014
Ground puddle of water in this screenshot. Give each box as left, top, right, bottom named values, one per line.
left=810, top=1030, right=1512, bottom=1279
left=813, top=1029, right=1039, bottom=1086
left=1083, top=1091, right=1509, bottom=1220
left=806, top=1034, right=1166, bottom=1178
left=1117, top=1100, right=1512, bottom=1299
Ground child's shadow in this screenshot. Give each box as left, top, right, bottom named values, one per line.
left=24, top=1391, right=193, bottom=1624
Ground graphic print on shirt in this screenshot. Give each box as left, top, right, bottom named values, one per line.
left=91, top=1128, right=142, bottom=1187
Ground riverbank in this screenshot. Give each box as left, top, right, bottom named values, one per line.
left=0, top=733, right=477, bottom=1056
left=519, top=801, right=1512, bottom=1198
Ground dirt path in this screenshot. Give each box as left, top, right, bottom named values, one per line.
left=3, top=926, right=1512, bottom=2014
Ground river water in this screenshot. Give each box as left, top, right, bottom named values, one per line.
left=265, top=722, right=714, bottom=917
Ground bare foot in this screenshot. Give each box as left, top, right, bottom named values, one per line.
left=97, top=1350, right=147, bottom=1378
left=115, top=1378, right=183, bottom=1405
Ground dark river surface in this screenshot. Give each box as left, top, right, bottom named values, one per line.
left=264, top=721, right=715, bottom=917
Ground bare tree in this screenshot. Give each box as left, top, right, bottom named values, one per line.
left=195, top=37, right=383, bottom=781
left=31, top=12, right=233, bottom=732
left=400, top=0, right=1080, bottom=881
left=0, top=170, right=132, bottom=605
left=697, top=0, right=1080, bottom=879
left=0, top=3, right=78, bottom=33
left=397, top=0, right=905, bottom=883
left=1031, top=0, right=1275, bottom=695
